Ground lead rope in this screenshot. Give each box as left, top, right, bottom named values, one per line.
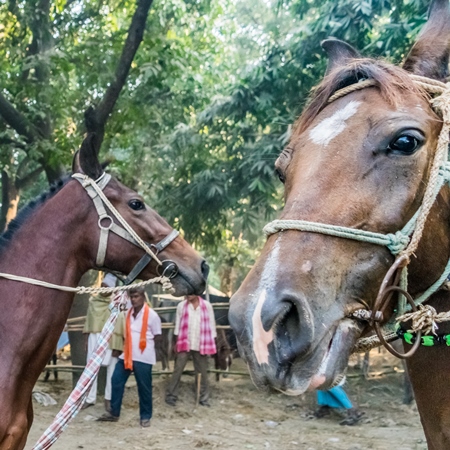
left=0, top=273, right=174, bottom=294
left=32, top=292, right=128, bottom=450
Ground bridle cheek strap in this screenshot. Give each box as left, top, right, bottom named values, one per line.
left=72, top=173, right=179, bottom=284
left=122, top=229, right=180, bottom=285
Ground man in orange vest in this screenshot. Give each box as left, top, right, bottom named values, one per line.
left=98, top=286, right=161, bottom=427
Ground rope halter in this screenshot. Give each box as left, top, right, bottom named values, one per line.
left=263, top=74, right=450, bottom=357
left=72, top=172, right=180, bottom=284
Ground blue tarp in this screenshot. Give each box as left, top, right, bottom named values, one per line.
left=56, top=331, right=70, bottom=351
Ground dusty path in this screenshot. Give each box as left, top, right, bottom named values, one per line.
left=28, top=353, right=426, bottom=450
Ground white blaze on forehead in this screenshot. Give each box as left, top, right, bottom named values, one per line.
left=309, top=100, right=361, bottom=147
left=251, top=238, right=281, bottom=365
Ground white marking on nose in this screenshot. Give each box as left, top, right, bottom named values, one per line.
left=252, top=289, right=274, bottom=365
left=309, top=100, right=361, bottom=147
left=251, top=238, right=281, bottom=364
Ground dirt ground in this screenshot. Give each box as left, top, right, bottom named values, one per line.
left=28, top=350, right=427, bottom=450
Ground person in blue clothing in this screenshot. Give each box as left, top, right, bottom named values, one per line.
left=315, top=385, right=364, bottom=425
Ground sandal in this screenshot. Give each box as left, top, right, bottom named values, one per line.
left=313, top=405, right=331, bottom=418
left=81, top=402, right=95, bottom=410
left=97, top=412, right=119, bottom=422
left=339, top=408, right=364, bottom=426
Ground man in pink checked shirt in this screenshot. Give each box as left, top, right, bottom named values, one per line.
left=165, top=294, right=217, bottom=407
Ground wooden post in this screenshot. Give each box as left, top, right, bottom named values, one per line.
left=196, top=373, right=201, bottom=407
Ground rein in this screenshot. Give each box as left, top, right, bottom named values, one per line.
left=264, top=74, right=450, bottom=358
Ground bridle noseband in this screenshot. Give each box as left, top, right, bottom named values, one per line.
left=263, top=74, right=450, bottom=358
left=73, top=172, right=180, bottom=285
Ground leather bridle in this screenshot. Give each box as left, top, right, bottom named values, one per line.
left=72, top=172, right=180, bottom=285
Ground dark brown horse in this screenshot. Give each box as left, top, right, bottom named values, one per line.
left=229, top=1, right=450, bottom=448
left=0, top=135, right=208, bottom=450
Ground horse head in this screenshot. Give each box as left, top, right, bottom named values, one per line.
left=229, top=0, right=450, bottom=394
left=72, top=133, right=209, bottom=296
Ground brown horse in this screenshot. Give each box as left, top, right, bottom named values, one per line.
left=0, top=134, right=208, bottom=450
left=229, top=0, right=450, bottom=448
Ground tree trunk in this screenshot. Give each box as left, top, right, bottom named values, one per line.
left=1, top=170, right=20, bottom=232
left=220, top=265, right=233, bottom=297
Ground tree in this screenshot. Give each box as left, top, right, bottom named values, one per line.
left=0, top=0, right=155, bottom=229
left=148, top=0, right=432, bottom=285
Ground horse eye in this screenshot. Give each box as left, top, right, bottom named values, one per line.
left=388, top=134, right=420, bottom=155
left=128, top=199, right=145, bottom=211
left=275, top=169, right=286, bottom=184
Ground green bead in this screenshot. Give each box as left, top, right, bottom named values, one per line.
left=445, top=335, right=450, bottom=346
left=421, top=336, right=434, bottom=347
left=404, top=332, right=414, bottom=345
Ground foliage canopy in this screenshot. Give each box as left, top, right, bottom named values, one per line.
left=0, top=0, right=432, bottom=292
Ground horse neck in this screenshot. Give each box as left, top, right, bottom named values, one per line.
left=0, top=180, right=97, bottom=394
left=408, top=190, right=450, bottom=294
left=0, top=180, right=94, bottom=289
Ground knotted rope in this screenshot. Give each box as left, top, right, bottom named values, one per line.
left=396, top=304, right=450, bottom=335
left=352, top=331, right=398, bottom=354
left=263, top=220, right=410, bottom=255
left=0, top=272, right=174, bottom=294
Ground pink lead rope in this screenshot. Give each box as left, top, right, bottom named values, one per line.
left=32, top=292, right=128, bottom=450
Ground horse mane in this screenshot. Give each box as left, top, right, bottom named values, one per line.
left=293, top=58, right=429, bottom=137
left=0, top=177, right=70, bottom=251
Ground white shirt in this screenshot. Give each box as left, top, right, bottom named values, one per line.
left=119, top=306, right=161, bottom=365
left=174, top=300, right=217, bottom=351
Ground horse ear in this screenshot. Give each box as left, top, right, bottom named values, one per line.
left=403, top=0, right=450, bottom=80
left=72, top=150, right=82, bottom=174
left=74, top=133, right=104, bottom=179
left=321, top=38, right=361, bottom=75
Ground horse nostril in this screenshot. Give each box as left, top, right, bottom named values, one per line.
left=261, top=297, right=314, bottom=365
left=201, top=260, right=210, bottom=280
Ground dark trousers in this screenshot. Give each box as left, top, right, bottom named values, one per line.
left=165, top=351, right=209, bottom=403
left=110, top=359, right=153, bottom=420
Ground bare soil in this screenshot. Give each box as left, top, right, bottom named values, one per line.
left=28, top=350, right=427, bottom=450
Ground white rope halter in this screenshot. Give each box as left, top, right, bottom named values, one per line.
left=264, top=74, right=450, bottom=348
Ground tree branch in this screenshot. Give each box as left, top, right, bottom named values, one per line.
left=16, top=165, right=44, bottom=190
left=0, top=92, right=41, bottom=142
left=85, top=0, right=154, bottom=143
left=0, top=137, right=26, bottom=149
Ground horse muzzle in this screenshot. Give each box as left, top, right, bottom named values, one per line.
left=230, top=289, right=364, bottom=394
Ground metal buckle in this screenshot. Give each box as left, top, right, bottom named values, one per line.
left=150, top=243, right=160, bottom=255
left=157, top=260, right=179, bottom=279
left=98, top=215, right=114, bottom=230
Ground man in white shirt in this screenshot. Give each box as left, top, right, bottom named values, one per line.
left=165, top=294, right=217, bottom=407
left=82, top=273, right=118, bottom=412
left=98, top=286, right=161, bottom=427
